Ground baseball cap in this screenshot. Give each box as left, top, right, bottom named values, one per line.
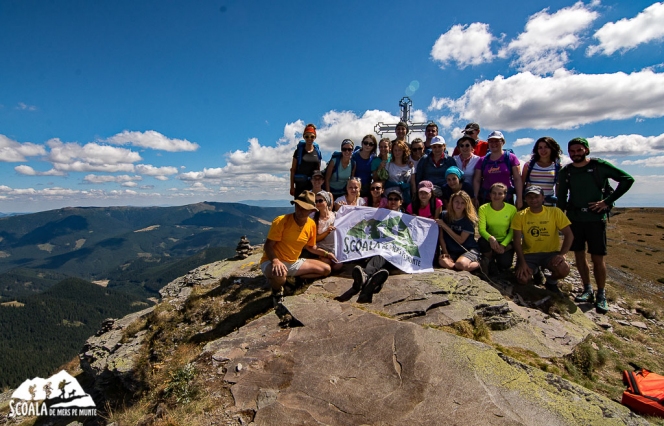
left=430, top=136, right=446, bottom=146
left=487, top=131, right=505, bottom=141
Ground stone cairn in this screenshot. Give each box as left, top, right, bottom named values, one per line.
left=236, top=236, right=253, bottom=259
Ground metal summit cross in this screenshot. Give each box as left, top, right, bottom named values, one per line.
left=374, top=97, right=430, bottom=141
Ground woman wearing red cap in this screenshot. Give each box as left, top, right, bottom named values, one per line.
left=290, top=123, right=322, bottom=198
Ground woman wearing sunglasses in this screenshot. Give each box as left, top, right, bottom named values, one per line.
left=290, top=123, right=322, bottom=198
left=453, top=136, right=480, bottom=186
left=368, top=180, right=388, bottom=208
left=310, top=191, right=343, bottom=272
left=353, top=134, right=377, bottom=198
left=325, top=139, right=356, bottom=198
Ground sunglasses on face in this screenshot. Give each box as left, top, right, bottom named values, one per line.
left=303, top=134, right=315, bottom=139
left=342, top=148, right=353, bottom=152
left=371, top=186, right=382, bottom=191
left=315, top=199, right=325, bottom=204
left=387, top=197, right=401, bottom=201
left=411, top=147, right=423, bottom=152
left=362, top=141, right=376, bottom=146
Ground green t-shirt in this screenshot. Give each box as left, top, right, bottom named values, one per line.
left=557, top=158, right=634, bottom=222
left=478, top=202, right=517, bottom=246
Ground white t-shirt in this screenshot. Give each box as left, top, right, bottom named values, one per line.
left=385, top=162, right=413, bottom=184
left=314, top=212, right=336, bottom=252
left=454, top=154, right=481, bottom=185
left=335, top=195, right=367, bottom=207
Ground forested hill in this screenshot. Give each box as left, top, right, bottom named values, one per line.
left=0, top=202, right=290, bottom=299
left=0, top=277, right=147, bottom=388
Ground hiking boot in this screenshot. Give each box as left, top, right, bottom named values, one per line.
left=595, top=297, right=609, bottom=314
left=370, top=269, right=389, bottom=294
left=574, top=289, right=595, bottom=303
left=352, top=265, right=367, bottom=292
left=533, top=268, right=545, bottom=285
left=544, top=281, right=562, bottom=295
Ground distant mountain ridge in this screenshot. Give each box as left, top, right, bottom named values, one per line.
left=0, top=201, right=290, bottom=299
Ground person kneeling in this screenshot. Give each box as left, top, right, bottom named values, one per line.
left=351, top=187, right=404, bottom=303
left=511, top=186, right=573, bottom=294
left=437, top=191, right=481, bottom=272
left=261, top=191, right=338, bottom=317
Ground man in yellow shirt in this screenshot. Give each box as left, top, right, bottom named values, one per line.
left=261, top=191, right=338, bottom=315
left=511, top=186, right=574, bottom=294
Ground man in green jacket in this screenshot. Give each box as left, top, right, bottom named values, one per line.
left=557, top=137, right=634, bottom=314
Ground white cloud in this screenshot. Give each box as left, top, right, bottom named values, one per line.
left=122, top=181, right=138, bottom=187
left=431, top=23, right=494, bottom=69
left=46, top=139, right=141, bottom=172
left=83, top=174, right=142, bottom=184
left=433, top=69, right=664, bottom=131
left=498, top=2, right=598, bottom=75
left=16, top=102, right=37, bottom=111
left=622, top=156, right=664, bottom=167
left=0, top=135, right=47, bottom=162
left=14, top=165, right=65, bottom=176
left=103, top=130, right=199, bottom=152
left=588, top=133, right=664, bottom=156
left=154, top=175, right=169, bottom=181
left=134, top=164, right=179, bottom=176
left=178, top=167, right=224, bottom=181
left=588, top=2, right=664, bottom=56
left=513, top=137, right=535, bottom=147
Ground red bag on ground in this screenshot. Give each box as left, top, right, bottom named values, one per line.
left=622, top=369, right=664, bottom=417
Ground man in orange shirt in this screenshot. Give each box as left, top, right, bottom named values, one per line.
left=261, top=191, right=337, bottom=315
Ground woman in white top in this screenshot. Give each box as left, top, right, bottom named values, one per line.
left=521, top=136, right=562, bottom=206
left=384, top=140, right=414, bottom=205
left=333, top=177, right=367, bottom=211
left=453, top=135, right=480, bottom=186
left=312, top=191, right=343, bottom=271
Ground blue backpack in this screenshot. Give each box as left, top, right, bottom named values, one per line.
left=324, top=145, right=360, bottom=179
left=295, top=140, right=322, bottom=169
left=480, top=149, right=515, bottom=183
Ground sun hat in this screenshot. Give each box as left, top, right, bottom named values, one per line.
left=291, top=190, right=318, bottom=211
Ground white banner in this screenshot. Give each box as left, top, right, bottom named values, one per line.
left=333, top=206, right=437, bottom=273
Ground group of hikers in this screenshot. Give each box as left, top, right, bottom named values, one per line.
left=263, top=121, right=634, bottom=318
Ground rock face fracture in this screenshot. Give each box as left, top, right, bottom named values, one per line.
left=80, top=252, right=648, bottom=425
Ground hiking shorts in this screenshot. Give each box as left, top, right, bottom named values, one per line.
left=570, top=220, right=607, bottom=256
left=451, top=249, right=481, bottom=264
left=523, top=252, right=559, bottom=273
left=261, top=258, right=305, bottom=277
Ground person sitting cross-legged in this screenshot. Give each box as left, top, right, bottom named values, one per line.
left=351, top=187, right=405, bottom=303
left=261, top=190, right=338, bottom=317
left=511, top=186, right=573, bottom=294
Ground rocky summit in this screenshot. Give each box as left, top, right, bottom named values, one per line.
left=79, top=251, right=649, bottom=425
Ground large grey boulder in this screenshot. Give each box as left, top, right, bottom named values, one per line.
left=316, top=270, right=591, bottom=357
left=79, top=307, right=154, bottom=393
left=204, top=294, right=645, bottom=425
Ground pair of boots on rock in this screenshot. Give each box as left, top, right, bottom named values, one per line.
left=351, top=263, right=389, bottom=304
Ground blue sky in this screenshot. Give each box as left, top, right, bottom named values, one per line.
left=1, top=0, right=663, bottom=212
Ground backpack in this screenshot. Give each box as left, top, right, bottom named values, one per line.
left=560, top=158, right=615, bottom=213
left=524, top=158, right=561, bottom=186
left=323, top=146, right=359, bottom=179
left=480, top=149, right=515, bottom=182
left=622, top=368, right=664, bottom=417
left=524, top=158, right=561, bottom=204
left=479, top=150, right=516, bottom=200
left=295, top=140, right=322, bottom=169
